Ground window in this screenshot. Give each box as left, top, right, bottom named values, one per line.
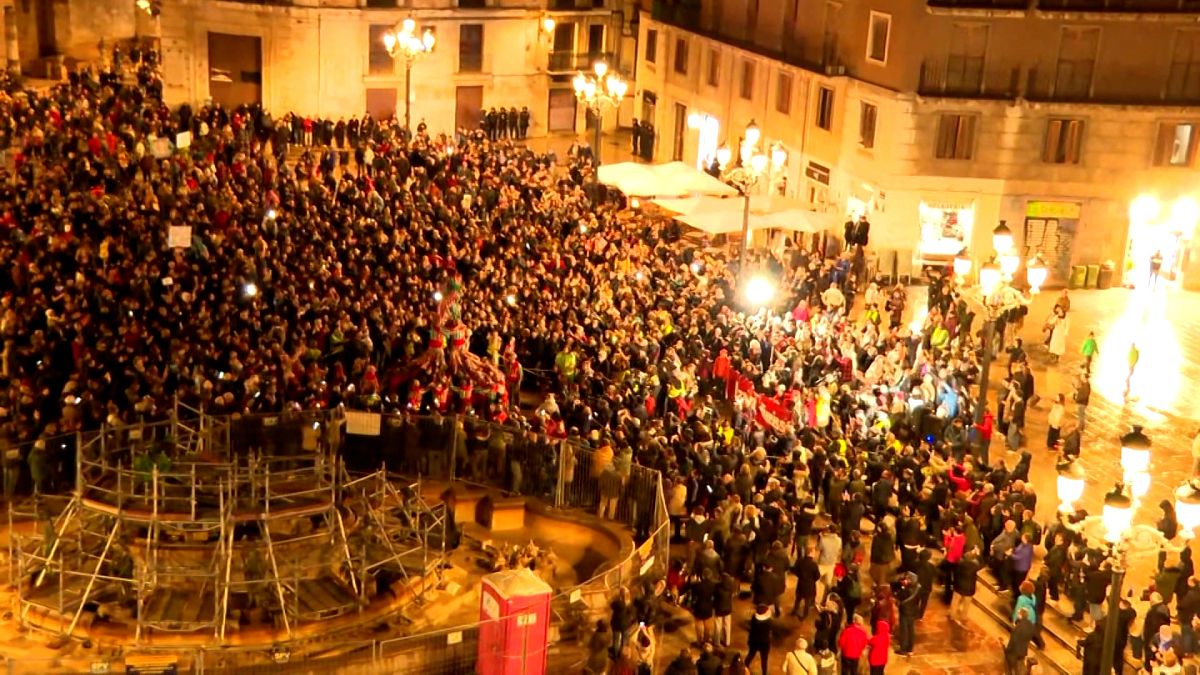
left=1054, top=27, right=1100, bottom=99
left=459, top=24, right=483, bottom=73
left=706, top=49, right=720, bottom=87
left=1168, top=30, right=1200, bottom=100
left=859, top=102, right=877, bottom=149
left=740, top=59, right=755, bottom=100
left=935, top=114, right=977, bottom=160
left=1154, top=122, right=1199, bottom=166
left=815, top=86, right=834, bottom=130
left=867, top=11, right=891, bottom=64
left=1043, top=118, right=1084, bottom=164
left=368, top=25, right=394, bottom=76
left=822, top=0, right=842, bottom=67
left=457, top=0, right=487, bottom=7
left=946, top=23, right=989, bottom=94
left=775, top=72, right=793, bottom=115
left=745, top=0, right=760, bottom=41
left=674, top=38, right=688, bottom=75
left=645, top=30, right=658, bottom=64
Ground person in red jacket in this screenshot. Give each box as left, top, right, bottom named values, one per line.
left=942, top=524, right=967, bottom=603
left=867, top=619, right=891, bottom=674
left=837, top=613, right=869, bottom=674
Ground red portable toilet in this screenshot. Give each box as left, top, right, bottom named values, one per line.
left=477, top=567, right=553, bottom=675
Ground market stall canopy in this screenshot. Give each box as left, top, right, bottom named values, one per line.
left=651, top=194, right=837, bottom=235
left=597, top=161, right=738, bottom=198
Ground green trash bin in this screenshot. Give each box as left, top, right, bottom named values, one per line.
left=1069, top=265, right=1087, bottom=289
left=1085, top=264, right=1100, bottom=289
left=1097, top=262, right=1115, bottom=289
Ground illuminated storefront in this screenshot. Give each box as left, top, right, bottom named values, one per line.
left=1125, top=194, right=1198, bottom=289
left=917, top=198, right=976, bottom=266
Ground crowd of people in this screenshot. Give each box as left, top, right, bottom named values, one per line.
left=0, top=47, right=1195, bottom=675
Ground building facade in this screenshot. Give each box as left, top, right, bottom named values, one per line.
left=15, top=0, right=638, bottom=140
left=637, top=0, right=1200, bottom=288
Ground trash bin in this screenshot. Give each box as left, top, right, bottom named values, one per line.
left=1085, top=264, right=1100, bottom=288
left=1097, top=261, right=1116, bottom=289
left=1069, top=265, right=1087, bottom=289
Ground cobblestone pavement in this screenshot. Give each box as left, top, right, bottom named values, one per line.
left=991, top=286, right=1200, bottom=582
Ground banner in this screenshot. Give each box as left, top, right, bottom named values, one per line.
left=175, top=131, right=192, bottom=149
left=733, top=374, right=795, bottom=435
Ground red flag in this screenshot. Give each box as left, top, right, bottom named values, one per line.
left=755, top=394, right=795, bottom=435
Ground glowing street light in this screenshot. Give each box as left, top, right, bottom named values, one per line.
left=1176, top=481, right=1200, bottom=539
left=1102, top=488, right=1134, bottom=544
left=1129, top=194, right=1161, bottom=223
left=1056, top=459, right=1086, bottom=513
left=1026, top=255, right=1049, bottom=294
left=573, top=61, right=628, bottom=167
left=243, top=282, right=258, bottom=298
left=978, top=261, right=1001, bottom=297
left=953, top=249, right=973, bottom=279
left=992, top=221, right=1014, bottom=254
left=383, top=16, right=437, bottom=132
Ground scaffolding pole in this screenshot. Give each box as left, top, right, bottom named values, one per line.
left=259, top=521, right=292, bottom=638
left=64, top=518, right=119, bottom=636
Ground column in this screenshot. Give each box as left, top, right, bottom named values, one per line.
left=4, top=6, right=18, bottom=77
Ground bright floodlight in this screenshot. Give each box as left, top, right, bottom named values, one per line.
left=266, top=208, right=277, bottom=220
left=690, top=262, right=701, bottom=274
left=433, top=291, right=444, bottom=302
left=542, top=17, right=556, bottom=34
left=244, top=283, right=258, bottom=298
left=1130, top=194, right=1161, bottom=223
left=593, top=61, right=608, bottom=78
left=770, top=143, right=788, bottom=169
left=744, top=276, right=775, bottom=307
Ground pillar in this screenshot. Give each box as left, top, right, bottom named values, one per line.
left=4, top=6, right=18, bottom=77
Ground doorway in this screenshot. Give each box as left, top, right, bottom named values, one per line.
left=547, top=89, right=576, bottom=132
left=207, top=33, right=262, bottom=107
left=455, top=86, right=484, bottom=133
left=365, top=88, right=397, bottom=121
left=671, top=103, right=686, bottom=162
left=35, top=0, right=57, bottom=57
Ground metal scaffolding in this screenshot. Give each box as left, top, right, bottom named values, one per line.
left=9, top=406, right=448, bottom=648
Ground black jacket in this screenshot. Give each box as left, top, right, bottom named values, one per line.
left=954, top=557, right=982, bottom=597
left=748, top=611, right=774, bottom=649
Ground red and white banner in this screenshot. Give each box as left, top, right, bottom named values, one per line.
left=734, top=375, right=796, bottom=435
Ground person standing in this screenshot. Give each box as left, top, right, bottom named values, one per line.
left=1150, top=250, right=1164, bottom=288
left=896, top=571, right=921, bottom=656
left=1006, top=607, right=1037, bottom=675
left=1073, top=375, right=1091, bottom=433
left=610, top=587, right=636, bottom=657
left=867, top=620, right=891, bottom=675
left=837, top=613, right=869, bottom=675
left=1045, top=307, right=1069, bottom=364
left=1047, top=394, right=1065, bottom=452
left=1081, top=331, right=1099, bottom=374
left=951, top=549, right=982, bottom=624
left=1125, top=342, right=1140, bottom=400
left=745, top=604, right=774, bottom=675
left=782, top=637, right=817, bottom=675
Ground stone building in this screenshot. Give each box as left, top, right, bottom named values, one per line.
left=14, top=0, right=638, bottom=139
left=637, top=0, right=1200, bottom=288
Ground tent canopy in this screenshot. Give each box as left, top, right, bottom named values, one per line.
left=597, top=161, right=737, bottom=198
left=651, top=194, right=837, bottom=235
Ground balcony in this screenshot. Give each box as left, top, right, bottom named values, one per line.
left=1035, top=0, right=1200, bottom=12
left=917, top=58, right=1021, bottom=99
left=548, top=51, right=613, bottom=74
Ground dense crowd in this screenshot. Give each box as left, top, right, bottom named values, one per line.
left=0, top=53, right=1195, bottom=675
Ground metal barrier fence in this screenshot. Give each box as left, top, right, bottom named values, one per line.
left=2, top=408, right=670, bottom=674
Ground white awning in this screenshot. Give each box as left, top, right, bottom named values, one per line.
left=651, top=194, right=837, bottom=235
left=597, top=161, right=737, bottom=198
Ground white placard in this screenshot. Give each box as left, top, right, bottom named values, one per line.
left=569, top=589, right=582, bottom=604
left=639, top=555, right=655, bottom=577
left=345, top=411, right=382, bottom=436
left=162, top=276, right=174, bottom=286
left=168, top=225, right=192, bottom=249
left=446, top=631, right=463, bottom=645
left=176, top=131, right=191, bottom=149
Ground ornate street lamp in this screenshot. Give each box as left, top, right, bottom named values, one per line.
left=1026, top=255, right=1049, bottom=294
left=719, top=120, right=787, bottom=282
left=573, top=61, right=627, bottom=167
left=384, top=17, right=437, bottom=132
left=1056, top=459, right=1085, bottom=513
left=992, top=221, right=1014, bottom=254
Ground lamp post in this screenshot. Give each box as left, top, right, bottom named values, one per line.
left=961, top=223, right=1041, bottom=445
left=383, top=18, right=436, bottom=133
left=716, top=120, right=787, bottom=282
left=573, top=61, right=627, bottom=167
